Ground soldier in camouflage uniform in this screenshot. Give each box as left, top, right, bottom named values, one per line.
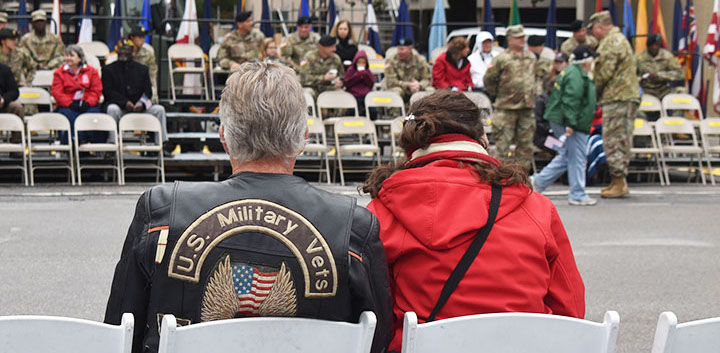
left=561, top=20, right=598, bottom=56
left=527, top=35, right=553, bottom=96
left=636, top=34, right=684, bottom=100
left=484, top=25, right=537, bottom=171
left=0, top=28, right=36, bottom=86
left=128, top=25, right=159, bottom=103
left=299, top=35, right=344, bottom=99
left=590, top=11, right=640, bottom=198
left=282, top=16, right=320, bottom=72
left=217, top=12, right=265, bottom=71
left=19, top=10, right=65, bottom=70
left=384, top=37, right=432, bottom=102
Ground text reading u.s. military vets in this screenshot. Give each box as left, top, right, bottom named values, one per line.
left=168, top=200, right=337, bottom=297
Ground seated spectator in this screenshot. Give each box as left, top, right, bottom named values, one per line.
left=362, top=90, right=585, bottom=352
left=128, top=25, right=158, bottom=103
left=260, top=38, right=285, bottom=65
left=561, top=20, right=598, bottom=56
left=344, top=50, right=375, bottom=117
left=20, top=10, right=65, bottom=71
left=102, top=41, right=169, bottom=154
left=51, top=45, right=103, bottom=143
left=331, top=19, right=358, bottom=70
left=104, top=62, right=392, bottom=353
left=217, top=11, right=265, bottom=71
left=468, top=31, right=501, bottom=94
left=432, top=37, right=472, bottom=91
left=0, top=62, right=22, bottom=117
left=282, top=16, right=320, bottom=72
left=636, top=34, right=684, bottom=100
left=299, top=35, right=344, bottom=99
left=385, top=37, right=432, bottom=102
left=0, top=28, right=36, bottom=87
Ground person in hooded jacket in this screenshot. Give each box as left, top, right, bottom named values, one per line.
left=331, top=19, right=358, bottom=71
left=362, top=90, right=585, bottom=352
left=432, top=37, right=473, bottom=91
left=343, top=50, right=375, bottom=118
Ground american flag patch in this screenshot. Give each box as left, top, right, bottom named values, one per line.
left=232, top=264, right=278, bottom=316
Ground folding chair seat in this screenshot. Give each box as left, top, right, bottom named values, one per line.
left=651, top=311, right=720, bottom=353
left=31, top=70, right=54, bottom=89
left=18, top=87, right=54, bottom=116
left=334, top=118, right=380, bottom=186
left=630, top=119, right=666, bottom=185
left=119, top=113, right=165, bottom=184
left=0, top=113, right=29, bottom=185
left=655, top=117, right=706, bottom=185
left=74, top=113, right=121, bottom=185
left=26, top=113, right=75, bottom=186
left=167, top=43, right=210, bottom=101
left=662, top=93, right=704, bottom=119
left=700, top=118, right=720, bottom=185
left=402, top=311, right=619, bottom=353
left=640, top=94, right=664, bottom=120
left=0, top=313, right=134, bottom=353
left=295, top=116, right=331, bottom=183
left=158, top=312, right=376, bottom=353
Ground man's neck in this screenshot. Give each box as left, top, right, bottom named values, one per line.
left=230, top=157, right=296, bottom=175
left=510, top=47, right=523, bottom=55
left=1, top=46, right=9, bottom=55
left=238, top=28, right=249, bottom=36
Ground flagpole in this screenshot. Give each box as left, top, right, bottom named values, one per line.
left=576, top=0, right=584, bottom=20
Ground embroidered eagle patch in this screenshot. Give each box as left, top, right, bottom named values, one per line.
left=201, top=255, right=297, bottom=322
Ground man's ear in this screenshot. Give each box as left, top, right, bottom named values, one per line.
left=219, top=124, right=229, bottom=154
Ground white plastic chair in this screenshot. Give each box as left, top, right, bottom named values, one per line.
left=31, top=70, right=54, bottom=88
left=0, top=313, right=133, bottom=353
left=640, top=94, right=665, bottom=118
left=18, top=87, right=54, bottom=113
left=652, top=311, right=720, bottom=353
left=402, top=311, right=620, bottom=353
left=317, top=90, right=360, bottom=121
left=167, top=43, right=210, bottom=101
left=119, top=113, right=165, bottom=184
left=296, top=116, right=331, bottom=183
left=334, top=117, right=380, bottom=186
left=0, top=113, right=29, bottom=185
left=655, top=117, right=706, bottom=185
left=78, top=41, right=110, bottom=59
left=74, top=113, right=121, bottom=185
left=158, top=312, right=376, bottom=353
left=662, top=93, right=704, bottom=119
left=700, top=118, right=720, bottom=185
left=630, top=119, right=666, bottom=185
left=26, top=113, right=75, bottom=186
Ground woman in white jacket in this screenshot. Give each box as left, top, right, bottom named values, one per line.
left=468, top=31, right=503, bottom=90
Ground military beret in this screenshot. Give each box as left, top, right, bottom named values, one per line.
left=128, top=24, right=146, bottom=37
left=0, top=28, right=19, bottom=40
left=318, top=35, right=336, bottom=46
left=569, top=20, right=585, bottom=33
left=527, top=35, right=545, bottom=46
left=0, top=12, right=8, bottom=23
left=506, top=25, right=525, bottom=38
left=572, top=44, right=599, bottom=61
left=647, top=34, right=663, bottom=46
left=236, top=11, right=252, bottom=23
left=297, top=16, right=312, bottom=25
left=31, top=10, right=47, bottom=22
left=397, top=37, right=414, bottom=46
left=588, top=11, right=611, bottom=29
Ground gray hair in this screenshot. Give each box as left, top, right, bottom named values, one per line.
left=219, top=62, right=307, bottom=164
left=65, top=45, right=86, bottom=65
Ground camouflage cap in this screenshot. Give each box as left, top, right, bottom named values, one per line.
left=31, top=10, right=47, bottom=22
left=0, top=28, right=19, bottom=40
left=0, top=12, right=8, bottom=23
left=587, top=11, right=611, bottom=30
left=506, top=25, right=525, bottom=38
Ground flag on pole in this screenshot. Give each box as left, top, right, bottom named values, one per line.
left=141, top=0, right=152, bottom=43
left=327, top=0, right=338, bottom=33
left=608, top=0, right=618, bottom=26
left=650, top=0, right=667, bottom=48
left=200, top=0, right=213, bottom=53
left=176, top=0, right=201, bottom=95
left=240, top=0, right=246, bottom=12
left=107, top=0, right=122, bottom=49
left=508, top=0, right=521, bottom=26
left=622, top=0, right=635, bottom=39
left=366, top=0, right=383, bottom=57
left=428, top=0, right=446, bottom=59
left=261, top=0, right=274, bottom=38
left=703, top=0, right=720, bottom=113
left=482, top=0, right=495, bottom=38
left=636, top=0, right=648, bottom=53
left=298, top=0, right=310, bottom=19
left=545, top=0, right=557, bottom=50
left=17, top=0, right=28, bottom=34
left=596, top=0, right=602, bottom=12
left=51, top=0, right=61, bottom=36
left=78, top=0, right=93, bottom=43
left=391, top=0, right=413, bottom=47
left=671, top=0, right=683, bottom=53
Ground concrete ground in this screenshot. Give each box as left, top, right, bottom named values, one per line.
left=0, top=182, right=719, bottom=353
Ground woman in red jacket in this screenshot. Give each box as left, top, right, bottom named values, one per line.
left=432, top=37, right=473, bottom=91
left=51, top=45, right=103, bottom=143
left=363, top=91, right=585, bottom=352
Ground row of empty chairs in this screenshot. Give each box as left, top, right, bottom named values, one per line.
left=0, top=113, right=164, bottom=186
left=640, top=93, right=706, bottom=120
left=2, top=311, right=719, bottom=353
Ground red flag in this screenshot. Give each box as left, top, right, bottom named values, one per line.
left=650, top=0, right=667, bottom=48
left=597, top=0, right=603, bottom=12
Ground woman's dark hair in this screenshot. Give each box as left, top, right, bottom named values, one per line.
left=362, top=90, right=529, bottom=198
left=446, top=37, right=469, bottom=61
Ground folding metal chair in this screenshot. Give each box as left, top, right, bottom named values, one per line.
left=26, top=113, right=75, bottom=186
left=409, top=91, right=432, bottom=106
left=0, top=113, right=29, bottom=185
left=661, top=93, right=704, bottom=119
left=209, top=43, right=232, bottom=101
left=18, top=87, right=54, bottom=116
left=167, top=43, right=210, bottom=101
left=119, top=113, right=165, bottom=184
left=78, top=41, right=110, bottom=60
left=73, top=113, right=121, bottom=185
left=368, top=58, right=386, bottom=76
left=31, top=70, right=54, bottom=89
left=630, top=119, right=666, bottom=185
left=296, top=116, right=332, bottom=183
left=305, top=89, right=317, bottom=118
left=640, top=94, right=665, bottom=119
left=699, top=118, right=720, bottom=185
left=357, top=44, right=377, bottom=59
left=333, top=118, right=380, bottom=186
left=655, top=117, right=706, bottom=185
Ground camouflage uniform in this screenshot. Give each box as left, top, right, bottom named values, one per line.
left=636, top=48, right=684, bottom=99
left=133, top=45, right=158, bottom=103
left=19, top=31, right=65, bottom=70
left=299, top=49, right=344, bottom=98
left=594, top=26, right=640, bottom=178
left=0, top=47, right=36, bottom=85
left=217, top=29, right=265, bottom=69
left=484, top=49, right=537, bottom=170
left=535, top=56, right=552, bottom=95
left=282, top=32, right=320, bottom=71
left=560, top=36, right=598, bottom=56
left=384, top=51, right=432, bottom=101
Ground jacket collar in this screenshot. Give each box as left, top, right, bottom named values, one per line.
left=406, top=133, right=498, bottom=167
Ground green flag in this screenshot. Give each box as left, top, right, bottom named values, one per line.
left=508, top=0, right=521, bottom=26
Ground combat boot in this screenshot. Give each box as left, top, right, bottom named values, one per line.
left=600, top=177, right=617, bottom=193
left=601, top=176, right=629, bottom=198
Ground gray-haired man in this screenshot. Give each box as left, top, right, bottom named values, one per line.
left=104, top=62, right=392, bottom=353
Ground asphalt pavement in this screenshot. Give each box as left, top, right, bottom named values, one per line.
left=1, top=182, right=719, bottom=353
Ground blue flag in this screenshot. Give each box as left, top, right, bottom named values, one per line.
left=608, top=0, right=618, bottom=26
left=140, top=0, right=152, bottom=43
left=299, top=0, right=310, bottom=19
left=391, top=0, right=413, bottom=46
left=622, top=0, right=635, bottom=39
left=367, top=0, right=383, bottom=56
left=17, top=0, right=29, bottom=34
left=671, top=0, right=682, bottom=53
left=107, top=0, right=123, bottom=49
left=482, top=0, right=494, bottom=38
left=428, top=0, right=446, bottom=58
left=327, top=0, right=338, bottom=33
left=260, top=0, right=274, bottom=37
left=545, top=0, right=557, bottom=49
left=200, top=0, right=213, bottom=53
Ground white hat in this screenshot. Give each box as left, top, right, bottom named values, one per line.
left=477, top=31, right=494, bottom=44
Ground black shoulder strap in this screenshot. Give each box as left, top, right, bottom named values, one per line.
left=425, top=184, right=502, bottom=322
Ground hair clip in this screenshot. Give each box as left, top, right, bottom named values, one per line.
left=404, top=113, right=416, bottom=121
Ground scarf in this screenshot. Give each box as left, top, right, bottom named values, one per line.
left=405, top=134, right=497, bottom=168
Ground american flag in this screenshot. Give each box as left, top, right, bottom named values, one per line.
left=232, top=264, right=278, bottom=316
left=704, top=0, right=720, bottom=62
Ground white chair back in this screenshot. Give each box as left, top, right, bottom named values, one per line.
left=78, top=41, right=111, bottom=58
left=640, top=94, right=664, bottom=116
left=357, top=44, right=377, bottom=59
left=18, top=87, right=53, bottom=109
left=158, top=312, right=376, bottom=353
left=0, top=113, right=24, bottom=131
left=168, top=43, right=205, bottom=61
left=120, top=113, right=162, bottom=133
left=31, top=70, right=54, bottom=87
left=305, top=89, right=317, bottom=118
left=662, top=93, right=704, bottom=119
left=365, top=90, right=405, bottom=118
left=209, top=43, right=221, bottom=66
left=402, top=311, right=619, bottom=353
left=652, top=312, right=720, bottom=353
left=368, top=58, right=386, bottom=75
left=409, top=91, right=432, bottom=106
left=0, top=113, right=29, bottom=185
left=654, top=117, right=696, bottom=135
left=463, top=91, right=493, bottom=110
left=75, top=113, right=118, bottom=132
left=0, top=313, right=134, bottom=353
left=385, top=46, right=397, bottom=59
left=317, top=90, right=360, bottom=118
left=86, top=55, right=102, bottom=75
left=27, top=112, right=71, bottom=131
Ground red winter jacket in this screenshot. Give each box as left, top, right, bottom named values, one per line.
left=432, top=52, right=473, bottom=91
left=366, top=138, right=585, bottom=352
left=51, top=64, right=102, bottom=108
